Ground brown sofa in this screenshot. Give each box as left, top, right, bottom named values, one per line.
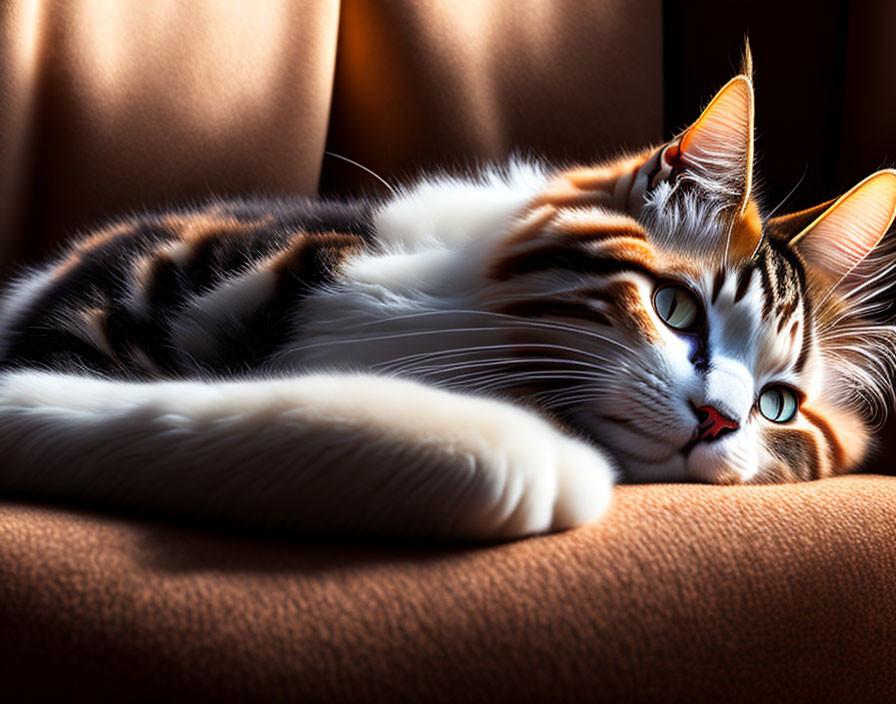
left=2, top=2, right=895, bottom=701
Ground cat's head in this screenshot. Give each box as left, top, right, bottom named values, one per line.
left=485, top=68, right=896, bottom=484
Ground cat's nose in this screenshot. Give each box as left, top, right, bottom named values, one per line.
left=693, top=404, right=739, bottom=442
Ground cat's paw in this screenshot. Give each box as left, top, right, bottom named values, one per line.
left=288, top=374, right=615, bottom=542
left=447, top=400, right=616, bottom=541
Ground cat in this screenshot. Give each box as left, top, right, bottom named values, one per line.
left=0, top=64, right=894, bottom=541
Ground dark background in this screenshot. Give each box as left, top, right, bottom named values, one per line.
left=664, top=0, right=896, bottom=216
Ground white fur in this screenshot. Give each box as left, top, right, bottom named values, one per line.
left=282, top=164, right=549, bottom=371
left=373, top=160, right=548, bottom=249
left=0, top=370, right=613, bottom=540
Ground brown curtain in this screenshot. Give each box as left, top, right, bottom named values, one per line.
left=6, top=1, right=896, bottom=262
left=0, top=0, right=662, bottom=269
left=320, top=0, right=662, bottom=196
left=0, top=0, right=340, bottom=267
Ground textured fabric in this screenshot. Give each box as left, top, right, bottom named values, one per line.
left=0, top=0, right=662, bottom=268
left=1, top=1, right=896, bottom=701
left=320, top=0, right=663, bottom=195
left=2, top=476, right=896, bottom=703
left=0, top=0, right=339, bottom=268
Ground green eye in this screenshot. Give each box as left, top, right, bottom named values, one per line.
left=653, top=285, right=701, bottom=331
left=758, top=386, right=799, bottom=423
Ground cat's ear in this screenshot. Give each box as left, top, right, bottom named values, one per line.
left=663, top=41, right=754, bottom=213
left=538, top=61, right=753, bottom=232
left=740, top=39, right=754, bottom=81
left=672, top=74, right=755, bottom=218
left=789, top=170, right=896, bottom=286
left=654, top=71, right=759, bottom=262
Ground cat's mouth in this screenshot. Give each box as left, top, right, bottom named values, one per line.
left=593, top=408, right=748, bottom=484
left=572, top=409, right=694, bottom=474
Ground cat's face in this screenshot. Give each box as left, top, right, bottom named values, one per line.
left=559, top=203, right=834, bottom=485
left=485, top=73, right=896, bottom=485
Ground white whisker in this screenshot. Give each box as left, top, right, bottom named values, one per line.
left=377, top=343, right=613, bottom=376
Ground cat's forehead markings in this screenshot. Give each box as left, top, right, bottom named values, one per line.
left=708, top=265, right=755, bottom=307
left=701, top=260, right=805, bottom=380
left=733, top=266, right=754, bottom=302
left=710, top=268, right=727, bottom=303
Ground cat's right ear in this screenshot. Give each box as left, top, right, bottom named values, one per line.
left=668, top=74, right=755, bottom=218
left=535, top=64, right=754, bottom=231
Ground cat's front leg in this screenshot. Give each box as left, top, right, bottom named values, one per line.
left=0, top=371, right=615, bottom=541
left=337, top=375, right=617, bottom=540
left=225, top=373, right=616, bottom=540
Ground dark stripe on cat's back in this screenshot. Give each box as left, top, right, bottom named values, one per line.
left=0, top=196, right=376, bottom=378
left=129, top=199, right=374, bottom=374
left=0, top=219, right=181, bottom=377
left=205, top=231, right=366, bottom=372
left=490, top=247, right=654, bottom=281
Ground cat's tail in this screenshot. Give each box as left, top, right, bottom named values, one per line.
left=0, top=370, right=613, bottom=540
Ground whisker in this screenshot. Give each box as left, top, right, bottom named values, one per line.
left=405, top=356, right=608, bottom=378
left=269, top=326, right=534, bottom=363
left=328, top=308, right=636, bottom=354
left=452, top=371, right=606, bottom=393
left=532, top=389, right=600, bottom=404
left=765, top=164, right=808, bottom=219
left=377, top=343, right=613, bottom=375
left=324, top=151, right=397, bottom=196
left=273, top=320, right=633, bottom=367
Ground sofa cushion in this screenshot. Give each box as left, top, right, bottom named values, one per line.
left=2, top=475, right=894, bottom=703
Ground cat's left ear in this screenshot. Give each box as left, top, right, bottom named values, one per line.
left=788, top=170, right=896, bottom=287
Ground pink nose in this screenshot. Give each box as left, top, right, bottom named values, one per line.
left=694, top=405, right=739, bottom=441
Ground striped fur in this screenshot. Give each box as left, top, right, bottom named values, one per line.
left=0, top=69, right=893, bottom=540
left=0, top=198, right=375, bottom=377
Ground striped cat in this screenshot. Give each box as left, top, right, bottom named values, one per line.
left=0, top=68, right=894, bottom=540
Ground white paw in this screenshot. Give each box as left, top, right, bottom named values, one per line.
left=548, top=433, right=616, bottom=531
left=291, top=374, right=616, bottom=542
left=447, top=402, right=616, bottom=540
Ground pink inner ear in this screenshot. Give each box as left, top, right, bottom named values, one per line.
left=680, top=78, right=752, bottom=164
left=796, top=171, right=896, bottom=280
left=678, top=76, right=753, bottom=207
